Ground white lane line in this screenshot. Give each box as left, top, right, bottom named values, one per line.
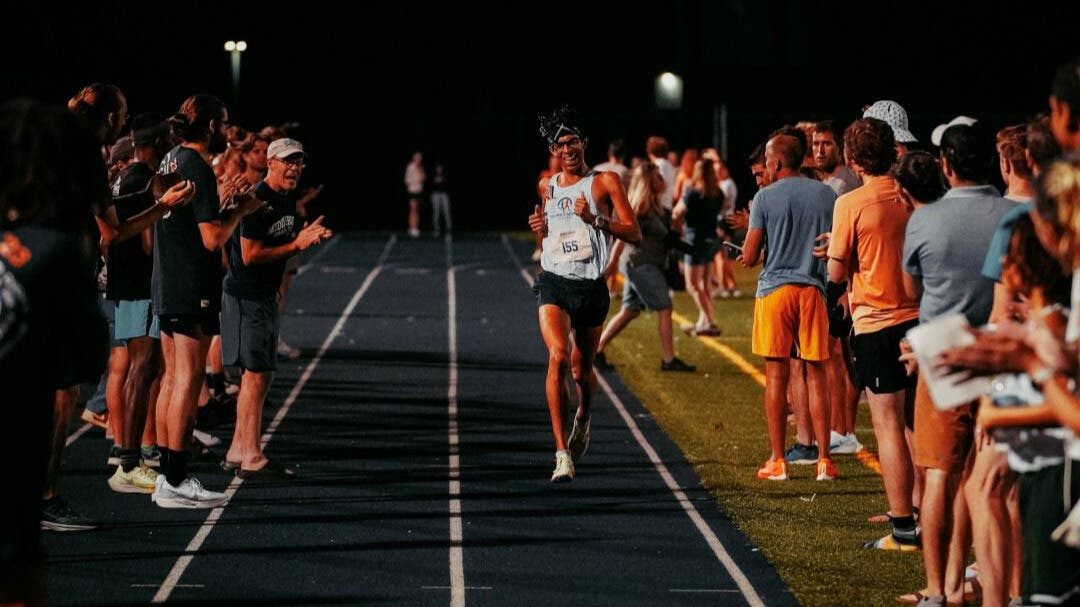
left=295, top=234, right=341, bottom=276
left=65, top=422, right=93, bottom=447
left=594, top=378, right=766, bottom=607
left=501, top=235, right=767, bottom=607
left=446, top=235, right=465, bottom=607
left=152, top=235, right=397, bottom=604
left=500, top=234, right=535, bottom=286
left=423, top=586, right=492, bottom=591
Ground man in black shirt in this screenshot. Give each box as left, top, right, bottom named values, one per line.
left=151, top=95, right=263, bottom=509
left=106, top=114, right=173, bottom=494
left=221, top=138, right=330, bottom=477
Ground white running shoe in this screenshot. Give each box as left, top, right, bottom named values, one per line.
left=567, top=415, right=591, bottom=463
left=108, top=464, right=158, bottom=494
left=550, top=452, right=575, bottom=483
left=829, top=431, right=864, bottom=455
left=152, top=476, right=229, bottom=509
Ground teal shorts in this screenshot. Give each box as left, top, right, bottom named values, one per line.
left=113, top=299, right=160, bottom=341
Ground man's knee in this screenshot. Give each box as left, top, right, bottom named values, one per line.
left=548, top=347, right=570, bottom=372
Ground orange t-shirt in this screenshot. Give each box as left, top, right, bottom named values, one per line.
left=826, top=175, right=920, bottom=335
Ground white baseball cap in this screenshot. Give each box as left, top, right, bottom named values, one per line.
left=267, top=138, right=306, bottom=160
left=930, top=116, right=978, bottom=147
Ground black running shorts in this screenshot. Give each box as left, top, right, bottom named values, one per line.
left=851, top=318, right=918, bottom=394
left=533, top=272, right=610, bottom=330
left=158, top=309, right=221, bottom=338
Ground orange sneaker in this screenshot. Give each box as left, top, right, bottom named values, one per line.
left=816, top=457, right=838, bottom=481
left=756, top=458, right=788, bottom=480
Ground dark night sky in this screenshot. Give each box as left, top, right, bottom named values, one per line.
left=1, top=0, right=1076, bottom=230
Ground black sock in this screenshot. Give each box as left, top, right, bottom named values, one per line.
left=209, top=372, right=226, bottom=397
left=159, top=446, right=169, bottom=469
left=891, top=514, right=918, bottom=544
left=120, top=448, right=141, bottom=472
left=165, top=449, right=189, bottom=487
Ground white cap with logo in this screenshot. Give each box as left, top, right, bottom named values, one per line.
left=267, top=138, right=306, bottom=160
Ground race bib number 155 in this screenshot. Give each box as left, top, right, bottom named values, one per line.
left=552, top=228, right=593, bottom=264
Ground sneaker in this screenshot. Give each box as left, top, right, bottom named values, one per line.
left=41, top=496, right=97, bottom=531
left=141, top=445, right=162, bottom=468
left=661, top=357, right=696, bottom=372
left=276, top=339, right=300, bottom=361
left=567, top=415, right=591, bottom=463
left=152, top=476, right=229, bottom=509
left=80, top=408, right=108, bottom=430
left=106, top=444, right=122, bottom=467
left=711, top=288, right=731, bottom=298
left=830, top=431, right=864, bottom=455
left=816, top=457, right=838, bottom=481
left=693, top=323, right=722, bottom=337
left=108, top=464, right=158, bottom=494
left=550, top=452, right=575, bottom=483
left=408, top=228, right=421, bottom=238
left=864, top=532, right=920, bottom=551
left=731, top=289, right=742, bottom=298
left=784, top=442, right=818, bottom=465
left=756, top=458, right=789, bottom=480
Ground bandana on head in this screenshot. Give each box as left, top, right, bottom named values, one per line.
left=550, top=123, right=581, bottom=145
left=539, top=106, right=583, bottom=146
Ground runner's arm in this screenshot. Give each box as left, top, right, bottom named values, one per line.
left=596, top=172, right=640, bottom=245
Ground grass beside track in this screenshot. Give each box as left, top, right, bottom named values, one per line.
left=602, top=264, right=924, bottom=607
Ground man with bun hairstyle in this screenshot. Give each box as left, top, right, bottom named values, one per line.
left=150, top=94, right=264, bottom=508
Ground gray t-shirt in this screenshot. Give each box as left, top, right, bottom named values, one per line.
left=594, top=161, right=630, bottom=192
left=622, top=211, right=668, bottom=269
left=903, top=185, right=1016, bottom=325
left=748, top=176, right=836, bottom=298
left=823, top=165, right=862, bottom=196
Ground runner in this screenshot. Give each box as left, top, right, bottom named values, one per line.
left=528, top=105, right=641, bottom=482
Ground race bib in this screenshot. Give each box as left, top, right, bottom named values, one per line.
left=552, top=228, right=594, bottom=264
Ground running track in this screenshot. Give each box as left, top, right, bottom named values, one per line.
left=45, top=233, right=796, bottom=607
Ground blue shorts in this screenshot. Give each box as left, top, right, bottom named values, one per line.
left=100, top=296, right=123, bottom=347
left=113, top=299, right=160, bottom=341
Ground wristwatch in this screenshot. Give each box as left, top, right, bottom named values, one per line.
left=592, top=215, right=609, bottom=231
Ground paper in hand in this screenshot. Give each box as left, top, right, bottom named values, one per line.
left=905, top=314, right=992, bottom=410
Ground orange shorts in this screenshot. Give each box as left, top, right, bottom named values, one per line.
left=751, top=284, right=830, bottom=361
left=913, top=372, right=974, bottom=472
